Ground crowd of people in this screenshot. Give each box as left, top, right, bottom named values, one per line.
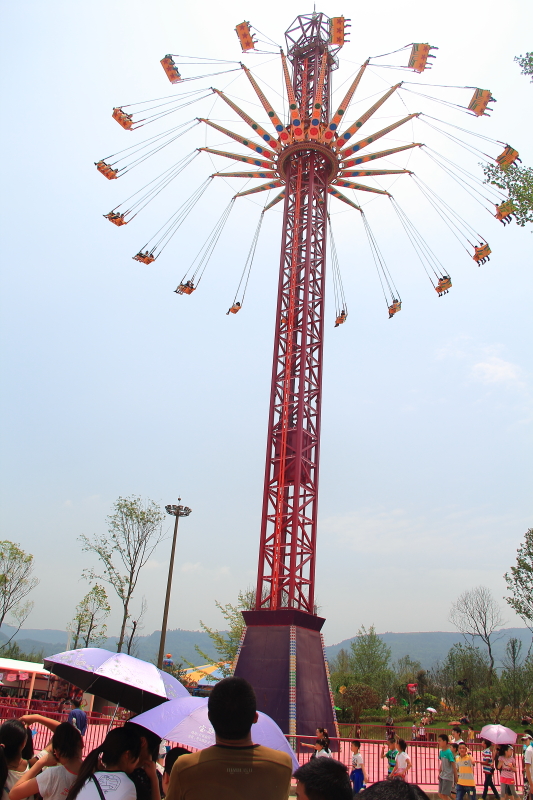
left=0, top=678, right=531, bottom=800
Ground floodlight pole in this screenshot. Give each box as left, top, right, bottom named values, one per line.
left=157, top=499, right=192, bottom=669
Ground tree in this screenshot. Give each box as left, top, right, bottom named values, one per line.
left=430, top=643, right=492, bottom=720
left=67, top=584, right=111, bottom=649
left=393, top=655, right=422, bottom=684
left=193, top=588, right=255, bottom=677
left=483, top=163, right=533, bottom=228
left=125, top=597, right=147, bottom=656
left=500, top=637, right=527, bottom=717
left=349, top=625, right=394, bottom=698
left=342, top=683, right=380, bottom=724
left=449, top=586, right=504, bottom=675
left=515, top=52, right=533, bottom=81
left=505, top=528, right=533, bottom=642
left=0, top=541, right=39, bottom=649
left=80, top=496, right=165, bottom=653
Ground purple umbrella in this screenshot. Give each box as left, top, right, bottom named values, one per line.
left=132, top=696, right=299, bottom=771
left=478, top=724, right=517, bottom=745
left=44, top=648, right=189, bottom=712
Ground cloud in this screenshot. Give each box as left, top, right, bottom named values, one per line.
left=180, top=562, right=230, bottom=579
left=472, top=356, right=522, bottom=385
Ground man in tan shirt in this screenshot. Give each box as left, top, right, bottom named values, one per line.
left=165, top=676, right=293, bottom=800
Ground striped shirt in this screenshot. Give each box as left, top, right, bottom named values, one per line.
left=498, top=757, right=515, bottom=784
left=457, top=755, right=475, bottom=786
left=482, top=748, right=494, bottom=774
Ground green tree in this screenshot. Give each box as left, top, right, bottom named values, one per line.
left=483, top=164, right=533, bottom=228
left=505, top=528, right=533, bottom=641
left=80, top=496, right=165, bottom=653
left=431, top=643, right=492, bottom=721
left=68, top=584, right=111, bottom=649
left=349, top=625, right=394, bottom=698
left=342, top=683, right=380, bottom=724
left=500, top=637, right=527, bottom=717
left=515, top=52, right=533, bottom=81
left=0, top=541, right=39, bottom=650
left=193, top=588, right=255, bottom=677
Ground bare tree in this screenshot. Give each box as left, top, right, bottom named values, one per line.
left=125, top=597, right=147, bottom=657
left=67, top=584, right=111, bottom=649
left=449, top=586, right=505, bottom=674
left=80, top=496, right=165, bottom=653
left=0, top=541, right=39, bottom=650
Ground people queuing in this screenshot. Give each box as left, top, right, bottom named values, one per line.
left=2, top=702, right=532, bottom=800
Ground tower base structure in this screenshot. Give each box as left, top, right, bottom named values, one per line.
left=233, top=609, right=338, bottom=738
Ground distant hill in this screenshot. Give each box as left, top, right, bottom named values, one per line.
left=324, top=627, right=532, bottom=667
left=2, top=624, right=530, bottom=669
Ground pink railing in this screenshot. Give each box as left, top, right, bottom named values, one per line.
left=292, top=736, right=526, bottom=791
left=0, top=703, right=526, bottom=791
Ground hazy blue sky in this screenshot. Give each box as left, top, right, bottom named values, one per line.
left=0, top=0, right=531, bottom=648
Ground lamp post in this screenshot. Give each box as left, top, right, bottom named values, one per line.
left=157, top=499, right=192, bottom=669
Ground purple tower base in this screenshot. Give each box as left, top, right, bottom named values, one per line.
left=233, top=609, right=338, bottom=739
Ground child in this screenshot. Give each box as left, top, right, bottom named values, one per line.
left=438, top=734, right=458, bottom=800
left=10, top=723, right=83, bottom=800
left=0, top=720, right=33, bottom=796
left=497, top=745, right=518, bottom=798
left=450, top=743, right=459, bottom=798
left=315, top=738, right=332, bottom=759
left=65, top=727, right=142, bottom=800
left=380, top=736, right=398, bottom=779
left=456, top=742, right=476, bottom=800
left=350, top=740, right=368, bottom=794
left=390, top=739, right=411, bottom=782
left=161, top=748, right=190, bottom=797
left=481, top=739, right=499, bottom=800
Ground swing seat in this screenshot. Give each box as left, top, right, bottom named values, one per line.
left=495, top=201, right=516, bottom=221
left=112, top=107, right=133, bottom=130
left=408, top=43, right=436, bottom=73
left=176, top=282, right=195, bottom=295
left=468, top=89, right=494, bottom=117
left=473, top=244, right=491, bottom=262
left=388, top=300, right=401, bottom=318
left=133, top=252, right=155, bottom=264
left=496, top=146, right=519, bottom=170
left=161, top=55, right=182, bottom=84
left=435, top=276, right=452, bottom=295
left=105, top=212, right=127, bottom=226
left=96, top=160, right=118, bottom=180
left=228, top=303, right=241, bottom=314
left=335, top=312, right=347, bottom=326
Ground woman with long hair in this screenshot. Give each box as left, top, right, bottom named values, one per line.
left=65, top=727, right=142, bottom=800
left=0, top=720, right=32, bottom=796
left=10, top=722, right=83, bottom=800
left=302, top=728, right=331, bottom=758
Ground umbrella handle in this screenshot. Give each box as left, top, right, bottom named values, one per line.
left=107, top=703, right=120, bottom=733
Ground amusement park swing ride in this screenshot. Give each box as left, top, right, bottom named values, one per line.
left=95, top=12, right=520, bottom=735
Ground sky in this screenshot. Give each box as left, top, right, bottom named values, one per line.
left=0, top=0, right=531, bottom=648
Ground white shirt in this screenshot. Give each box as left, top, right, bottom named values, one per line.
left=36, top=764, right=77, bottom=800
left=396, top=752, right=409, bottom=771
left=316, top=749, right=332, bottom=759
left=352, top=753, right=363, bottom=769
left=75, top=772, right=136, bottom=800
left=4, top=769, right=30, bottom=795
left=524, top=745, right=533, bottom=767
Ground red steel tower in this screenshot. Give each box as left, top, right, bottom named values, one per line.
left=234, top=13, right=340, bottom=738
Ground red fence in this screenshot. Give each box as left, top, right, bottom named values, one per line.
left=292, top=736, right=526, bottom=791
left=0, top=704, right=526, bottom=791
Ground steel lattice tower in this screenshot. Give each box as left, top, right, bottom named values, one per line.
left=235, top=13, right=340, bottom=738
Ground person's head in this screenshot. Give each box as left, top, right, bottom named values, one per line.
left=452, top=727, right=462, bottom=737
left=316, top=728, right=329, bottom=743
left=450, top=743, right=459, bottom=754
left=438, top=734, right=449, bottom=750
left=66, top=726, right=142, bottom=800
left=483, top=739, right=492, bottom=748
left=0, top=719, right=28, bottom=787
left=387, top=736, right=396, bottom=747
left=161, top=747, right=191, bottom=793
left=207, top=676, right=257, bottom=741
left=51, top=723, right=83, bottom=763
left=71, top=698, right=82, bottom=709
left=124, top=720, right=162, bottom=762
left=294, top=757, right=352, bottom=800
left=458, top=743, right=468, bottom=757
left=351, top=740, right=360, bottom=753
left=397, top=738, right=407, bottom=752
left=500, top=745, right=512, bottom=758
left=357, top=781, right=430, bottom=800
